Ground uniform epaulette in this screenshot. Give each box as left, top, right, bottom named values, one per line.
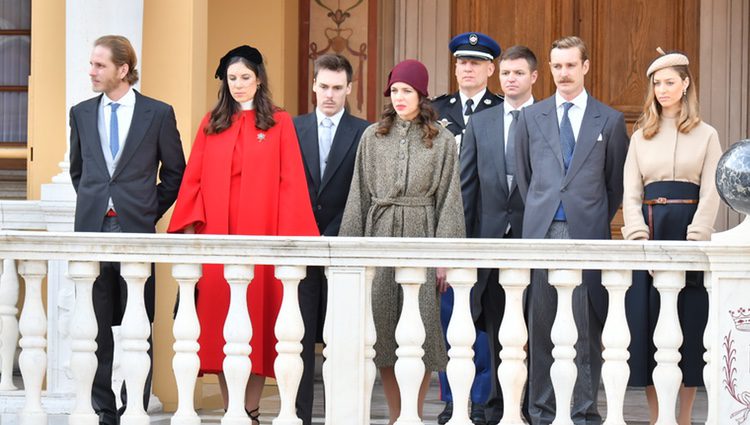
left=430, top=93, right=451, bottom=102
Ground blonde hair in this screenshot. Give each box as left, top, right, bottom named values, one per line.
left=635, top=64, right=700, bottom=139
left=94, top=35, right=139, bottom=85
left=551, top=36, right=588, bottom=62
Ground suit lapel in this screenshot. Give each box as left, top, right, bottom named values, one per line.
left=80, top=95, right=110, bottom=177
left=298, top=113, right=321, bottom=190
left=320, top=112, right=356, bottom=193
left=536, top=98, right=565, bottom=171
left=485, top=110, right=510, bottom=197
left=446, top=93, right=466, bottom=132
left=112, top=92, right=154, bottom=180
left=563, top=98, right=603, bottom=186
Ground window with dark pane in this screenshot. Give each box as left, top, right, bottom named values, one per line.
left=0, top=0, right=32, bottom=144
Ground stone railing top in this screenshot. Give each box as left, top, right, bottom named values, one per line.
left=0, top=230, right=748, bottom=273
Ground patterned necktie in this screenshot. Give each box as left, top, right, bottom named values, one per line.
left=464, top=98, right=474, bottom=116
left=109, top=102, right=120, bottom=158
left=505, top=110, right=520, bottom=176
left=319, top=117, right=334, bottom=177
left=560, top=102, right=575, bottom=170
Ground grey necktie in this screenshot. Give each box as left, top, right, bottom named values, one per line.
left=109, top=102, right=120, bottom=158
left=505, top=110, right=520, bottom=176
left=319, top=117, right=334, bottom=177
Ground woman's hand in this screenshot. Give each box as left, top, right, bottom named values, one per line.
left=183, top=224, right=195, bottom=234
left=436, top=267, right=449, bottom=293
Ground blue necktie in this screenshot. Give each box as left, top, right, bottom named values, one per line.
left=109, top=102, right=120, bottom=158
left=554, top=102, right=575, bottom=221
left=560, top=102, right=575, bottom=170
left=505, top=110, right=520, bottom=176
left=319, top=117, right=334, bottom=177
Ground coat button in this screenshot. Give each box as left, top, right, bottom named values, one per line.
left=317, top=205, right=322, bottom=211
left=400, top=139, right=406, bottom=144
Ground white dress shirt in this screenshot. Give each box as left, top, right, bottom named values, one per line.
left=315, top=108, right=345, bottom=175
left=459, top=88, right=487, bottom=124
left=98, top=87, right=136, bottom=211
left=554, top=90, right=588, bottom=141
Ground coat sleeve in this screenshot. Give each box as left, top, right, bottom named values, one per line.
left=605, top=111, right=629, bottom=222
left=435, top=129, right=466, bottom=239
left=69, top=107, right=82, bottom=193
left=276, top=112, right=319, bottom=237
left=687, top=128, right=722, bottom=241
left=156, top=105, right=187, bottom=221
left=621, top=131, right=649, bottom=240
left=460, top=117, right=480, bottom=237
left=167, top=114, right=209, bottom=233
left=338, top=128, right=372, bottom=237
left=515, top=108, right=532, bottom=203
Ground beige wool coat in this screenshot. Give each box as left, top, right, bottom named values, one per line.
left=339, top=117, right=466, bottom=370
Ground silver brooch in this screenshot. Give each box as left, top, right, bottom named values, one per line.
left=257, top=133, right=266, bottom=142
left=449, top=97, right=456, bottom=104
left=439, top=118, right=452, bottom=128
left=484, top=99, right=492, bottom=105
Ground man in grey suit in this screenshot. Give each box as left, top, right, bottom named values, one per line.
left=69, top=35, right=185, bottom=425
left=460, top=45, right=538, bottom=425
left=515, top=36, right=628, bottom=424
left=293, top=54, right=369, bottom=425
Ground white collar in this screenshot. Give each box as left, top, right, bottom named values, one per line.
left=504, top=96, right=534, bottom=115
left=459, top=88, right=487, bottom=110
left=555, top=89, right=588, bottom=111
left=102, top=86, right=136, bottom=107
left=316, top=108, right=345, bottom=127
left=240, top=99, right=254, bottom=111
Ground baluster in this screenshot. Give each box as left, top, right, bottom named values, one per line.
left=652, top=270, right=685, bottom=425
left=393, top=267, right=426, bottom=425
left=445, top=268, right=477, bottom=425
left=703, top=271, right=714, bottom=425
left=497, top=268, right=531, bottom=425
left=600, top=270, right=631, bottom=425
left=363, top=267, right=376, bottom=424
left=119, top=262, right=152, bottom=425
left=17, top=260, right=48, bottom=425
left=171, top=263, right=203, bottom=425
left=549, top=269, right=581, bottom=425
left=0, top=258, right=20, bottom=390
left=67, top=261, right=100, bottom=425
left=222, top=264, right=254, bottom=425
left=273, top=265, right=307, bottom=425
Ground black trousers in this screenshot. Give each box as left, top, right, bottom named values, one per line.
left=296, top=266, right=327, bottom=425
left=93, top=215, right=154, bottom=425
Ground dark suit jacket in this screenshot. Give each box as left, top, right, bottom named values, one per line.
left=515, top=94, right=628, bottom=240
left=460, top=102, right=526, bottom=324
left=293, top=111, right=369, bottom=236
left=432, top=90, right=503, bottom=137
left=69, top=90, right=186, bottom=233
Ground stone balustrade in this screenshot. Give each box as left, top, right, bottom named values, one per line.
left=0, top=229, right=748, bottom=424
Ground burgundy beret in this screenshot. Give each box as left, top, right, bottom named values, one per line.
left=384, top=59, right=429, bottom=97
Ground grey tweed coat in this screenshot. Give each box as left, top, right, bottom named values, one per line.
left=339, top=117, right=466, bottom=371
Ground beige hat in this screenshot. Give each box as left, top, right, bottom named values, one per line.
left=646, top=47, right=689, bottom=78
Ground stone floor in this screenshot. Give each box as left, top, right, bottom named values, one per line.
left=1, top=374, right=707, bottom=424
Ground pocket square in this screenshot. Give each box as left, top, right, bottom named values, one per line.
left=597, top=133, right=604, bottom=141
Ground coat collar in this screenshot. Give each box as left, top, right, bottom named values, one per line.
left=112, top=90, right=154, bottom=180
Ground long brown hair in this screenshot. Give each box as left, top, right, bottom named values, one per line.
left=376, top=95, right=439, bottom=147
left=205, top=56, right=276, bottom=134
left=635, top=64, right=700, bottom=139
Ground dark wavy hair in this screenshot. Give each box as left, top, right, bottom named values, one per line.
left=376, top=95, right=439, bottom=147
left=205, top=56, right=276, bottom=134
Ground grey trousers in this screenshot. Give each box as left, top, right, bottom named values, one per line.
left=526, top=222, right=603, bottom=425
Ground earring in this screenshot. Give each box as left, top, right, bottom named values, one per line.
left=683, top=88, right=687, bottom=96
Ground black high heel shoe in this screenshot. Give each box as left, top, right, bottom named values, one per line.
left=246, top=407, right=260, bottom=425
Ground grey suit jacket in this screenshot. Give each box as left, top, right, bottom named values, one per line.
left=515, top=94, right=628, bottom=240
left=69, top=91, right=186, bottom=233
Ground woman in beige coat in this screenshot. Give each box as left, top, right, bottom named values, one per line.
left=339, top=59, right=465, bottom=424
left=622, top=48, right=722, bottom=425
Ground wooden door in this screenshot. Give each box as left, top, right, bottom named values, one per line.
left=452, top=0, right=700, bottom=238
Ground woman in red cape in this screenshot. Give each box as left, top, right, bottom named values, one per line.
left=168, top=45, right=318, bottom=422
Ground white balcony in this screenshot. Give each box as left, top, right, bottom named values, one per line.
left=0, top=200, right=749, bottom=424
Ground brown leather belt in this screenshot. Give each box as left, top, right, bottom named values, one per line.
left=643, top=197, right=698, bottom=239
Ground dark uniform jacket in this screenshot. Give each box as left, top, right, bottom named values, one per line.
left=431, top=89, right=503, bottom=138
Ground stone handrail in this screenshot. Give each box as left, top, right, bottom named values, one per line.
left=0, top=229, right=748, bottom=424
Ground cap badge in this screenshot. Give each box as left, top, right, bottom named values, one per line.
left=469, top=33, right=479, bottom=45
left=484, top=99, right=492, bottom=105
left=449, top=97, right=456, bottom=104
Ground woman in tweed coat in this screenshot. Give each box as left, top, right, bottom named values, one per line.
left=339, top=59, right=466, bottom=423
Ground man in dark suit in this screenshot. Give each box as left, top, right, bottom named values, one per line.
left=432, top=32, right=503, bottom=153
left=293, top=53, right=369, bottom=425
left=433, top=31, right=502, bottom=425
left=69, top=35, right=185, bottom=425
left=460, top=45, right=538, bottom=425
left=515, top=36, right=628, bottom=424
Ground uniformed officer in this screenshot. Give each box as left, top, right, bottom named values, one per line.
left=433, top=31, right=501, bottom=425
left=432, top=31, right=503, bottom=153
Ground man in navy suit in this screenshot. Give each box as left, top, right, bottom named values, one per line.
left=515, top=36, right=628, bottom=424
left=460, top=45, right=538, bottom=425
left=293, top=54, right=369, bottom=425
left=69, top=35, right=185, bottom=425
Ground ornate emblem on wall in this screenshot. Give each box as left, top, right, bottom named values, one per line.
left=723, top=308, right=750, bottom=423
